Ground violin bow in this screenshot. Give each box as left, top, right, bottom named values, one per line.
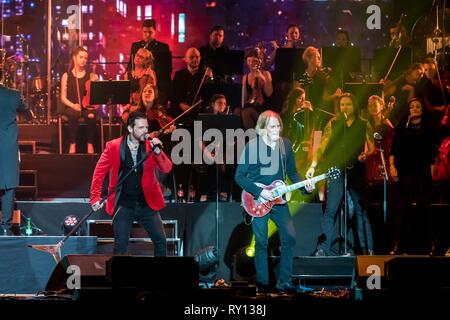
left=157, top=99, right=203, bottom=134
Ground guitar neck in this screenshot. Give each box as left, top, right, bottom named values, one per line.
left=282, top=173, right=327, bottom=195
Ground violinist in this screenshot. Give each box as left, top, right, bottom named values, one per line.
left=281, top=87, right=313, bottom=155
left=171, top=48, right=211, bottom=121
left=241, top=49, right=273, bottom=129
left=301, top=46, right=342, bottom=130
left=335, top=30, right=351, bottom=47
left=124, top=48, right=157, bottom=106
left=383, top=62, right=423, bottom=126
left=364, top=95, right=394, bottom=182
left=126, top=19, right=171, bottom=106
left=123, top=84, right=175, bottom=137
left=388, top=24, right=410, bottom=48
left=417, top=57, right=450, bottom=138
left=264, top=24, right=303, bottom=72
left=60, top=47, right=99, bottom=154
left=139, top=84, right=176, bottom=137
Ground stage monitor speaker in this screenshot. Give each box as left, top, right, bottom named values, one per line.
left=45, top=254, right=113, bottom=291
left=291, top=256, right=356, bottom=289
left=385, top=256, right=450, bottom=288
left=106, top=256, right=199, bottom=293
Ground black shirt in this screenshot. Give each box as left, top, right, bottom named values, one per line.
left=118, top=141, right=147, bottom=209
left=390, top=119, right=436, bottom=177
left=171, top=67, right=205, bottom=118
left=198, top=43, right=229, bottom=79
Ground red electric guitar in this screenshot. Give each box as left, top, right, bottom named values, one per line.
left=241, top=167, right=341, bottom=218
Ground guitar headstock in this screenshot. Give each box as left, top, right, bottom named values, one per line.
left=326, top=167, right=341, bottom=180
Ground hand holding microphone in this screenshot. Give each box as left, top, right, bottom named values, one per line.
left=144, top=134, right=163, bottom=155
left=343, top=111, right=348, bottom=120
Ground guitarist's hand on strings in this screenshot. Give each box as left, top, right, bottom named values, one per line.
left=304, top=179, right=315, bottom=193
left=260, top=189, right=274, bottom=201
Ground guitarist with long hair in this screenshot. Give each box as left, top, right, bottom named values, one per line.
left=235, top=110, right=315, bottom=293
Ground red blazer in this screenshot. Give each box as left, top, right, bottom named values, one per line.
left=90, top=137, right=172, bottom=216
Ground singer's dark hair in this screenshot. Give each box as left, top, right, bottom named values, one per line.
left=338, top=93, right=360, bottom=116
left=210, top=25, right=224, bottom=35
left=142, top=19, right=156, bottom=29
left=127, top=111, right=147, bottom=128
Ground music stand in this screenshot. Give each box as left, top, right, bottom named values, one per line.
left=210, top=49, right=245, bottom=78
left=274, top=47, right=306, bottom=82
left=322, top=46, right=361, bottom=86
left=89, top=80, right=131, bottom=146
left=195, top=113, right=242, bottom=264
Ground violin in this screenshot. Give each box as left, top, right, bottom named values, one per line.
left=316, top=67, right=332, bottom=81
left=147, top=104, right=175, bottom=133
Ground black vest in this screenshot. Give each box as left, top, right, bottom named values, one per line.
left=324, top=116, right=367, bottom=172
left=117, top=139, right=147, bottom=209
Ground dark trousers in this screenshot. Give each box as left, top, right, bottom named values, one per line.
left=112, top=204, right=167, bottom=255
left=318, top=173, right=373, bottom=255
left=393, top=174, right=433, bottom=249
left=252, top=204, right=296, bottom=286
left=0, top=189, right=14, bottom=224
left=64, top=107, right=96, bottom=144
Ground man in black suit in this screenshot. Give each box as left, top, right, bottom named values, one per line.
left=198, top=25, right=229, bottom=80
left=127, top=19, right=172, bottom=106
left=171, top=47, right=212, bottom=120
left=0, top=85, right=32, bottom=235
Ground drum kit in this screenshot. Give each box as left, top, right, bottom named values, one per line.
left=1, top=14, right=48, bottom=123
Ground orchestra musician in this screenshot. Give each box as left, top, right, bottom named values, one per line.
left=127, top=19, right=172, bottom=106
left=240, top=49, right=273, bottom=129
left=60, top=46, right=99, bottom=154
left=124, top=47, right=156, bottom=106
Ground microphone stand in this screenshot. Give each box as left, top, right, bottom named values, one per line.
left=28, top=143, right=157, bottom=263
left=340, top=113, right=349, bottom=256
left=376, top=138, right=389, bottom=226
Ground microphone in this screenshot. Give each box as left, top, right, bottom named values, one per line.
left=144, top=134, right=162, bottom=155
left=343, top=112, right=348, bottom=120
left=373, top=132, right=383, bottom=141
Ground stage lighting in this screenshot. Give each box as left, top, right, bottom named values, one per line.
left=62, top=215, right=80, bottom=236
left=205, top=1, right=217, bottom=8
left=245, top=246, right=255, bottom=258
left=194, top=246, right=218, bottom=273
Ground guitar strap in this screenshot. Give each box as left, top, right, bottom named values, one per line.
left=279, top=138, right=287, bottom=181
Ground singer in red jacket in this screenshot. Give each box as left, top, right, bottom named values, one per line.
left=90, top=111, right=172, bottom=254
